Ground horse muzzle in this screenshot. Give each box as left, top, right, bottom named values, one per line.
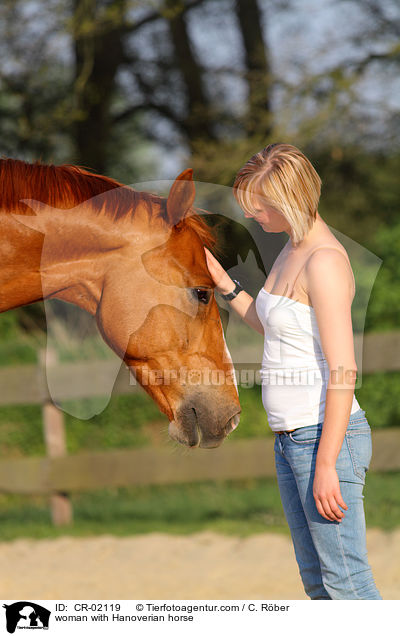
left=168, top=397, right=241, bottom=448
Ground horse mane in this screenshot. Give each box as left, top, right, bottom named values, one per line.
left=0, top=157, right=218, bottom=251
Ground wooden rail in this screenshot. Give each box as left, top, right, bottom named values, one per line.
left=0, top=430, right=398, bottom=496
left=0, top=358, right=139, bottom=406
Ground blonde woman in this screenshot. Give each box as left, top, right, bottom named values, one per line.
left=204, top=143, right=381, bottom=600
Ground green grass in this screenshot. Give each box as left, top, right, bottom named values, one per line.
left=0, top=471, right=398, bottom=542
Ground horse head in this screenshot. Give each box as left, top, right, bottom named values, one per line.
left=95, top=169, right=241, bottom=448
left=10, top=163, right=241, bottom=448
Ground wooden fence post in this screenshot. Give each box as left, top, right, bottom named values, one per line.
left=39, top=348, right=73, bottom=526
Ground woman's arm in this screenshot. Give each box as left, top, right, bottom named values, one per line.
left=305, top=248, right=357, bottom=523
left=204, top=247, right=264, bottom=335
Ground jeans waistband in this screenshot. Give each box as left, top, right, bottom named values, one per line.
left=348, top=408, right=366, bottom=422
left=274, top=408, right=366, bottom=435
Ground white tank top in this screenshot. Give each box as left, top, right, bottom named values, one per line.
left=255, top=261, right=361, bottom=432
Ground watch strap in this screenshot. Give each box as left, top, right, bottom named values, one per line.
left=220, top=279, right=244, bottom=301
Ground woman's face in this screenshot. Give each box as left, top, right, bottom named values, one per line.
left=243, top=193, right=291, bottom=235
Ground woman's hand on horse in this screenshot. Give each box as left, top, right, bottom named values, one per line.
left=204, top=247, right=235, bottom=295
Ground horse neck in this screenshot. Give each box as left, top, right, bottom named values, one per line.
left=0, top=208, right=124, bottom=315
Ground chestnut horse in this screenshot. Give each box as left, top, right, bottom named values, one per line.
left=0, top=158, right=241, bottom=448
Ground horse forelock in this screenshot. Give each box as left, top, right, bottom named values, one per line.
left=0, top=157, right=218, bottom=250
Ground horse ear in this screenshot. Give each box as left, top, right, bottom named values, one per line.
left=166, top=168, right=195, bottom=228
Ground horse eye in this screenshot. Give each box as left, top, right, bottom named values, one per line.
left=190, top=288, right=211, bottom=304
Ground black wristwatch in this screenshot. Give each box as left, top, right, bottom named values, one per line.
left=220, top=279, right=244, bottom=301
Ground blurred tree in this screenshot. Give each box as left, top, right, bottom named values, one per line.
left=1, top=0, right=398, bottom=170
left=163, top=0, right=217, bottom=144
left=0, top=0, right=275, bottom=176
left=72, top=0, right=129, bottom=173
left=0, top=0, right=73, bottom=160
left=235, top=0, right=272, bottom=138
left=0, top=0, right=398, bottom=334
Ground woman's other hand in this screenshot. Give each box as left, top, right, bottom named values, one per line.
left=313, top=465, right=348, bottom=522
left=204, top=247, right=235, bottom=295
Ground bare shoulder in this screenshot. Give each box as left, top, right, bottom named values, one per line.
left=306, top=234, right=349, bottom=259
left=305, top=239, right=352, bottom=269
left=304, top=241, right=355, bottom=298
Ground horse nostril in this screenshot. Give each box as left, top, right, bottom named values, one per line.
left=191, top=407, right=202, bottom=443
left=227, top=413, right=240, bottom=433
left=232, top=413, right=240, bottom=430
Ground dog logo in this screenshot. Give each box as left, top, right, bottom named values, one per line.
left=2, top=602, right=51, bottom=633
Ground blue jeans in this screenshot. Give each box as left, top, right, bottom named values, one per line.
left=274, top=408, right=382, bottom=600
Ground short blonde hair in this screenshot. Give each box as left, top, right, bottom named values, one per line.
left=233, top=143, right=321, bottom=246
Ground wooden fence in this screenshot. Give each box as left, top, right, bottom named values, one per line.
left=0, top=330, right=399, bottom=526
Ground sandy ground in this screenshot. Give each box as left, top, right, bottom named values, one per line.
left=0, top=528, right=398, bottom=600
